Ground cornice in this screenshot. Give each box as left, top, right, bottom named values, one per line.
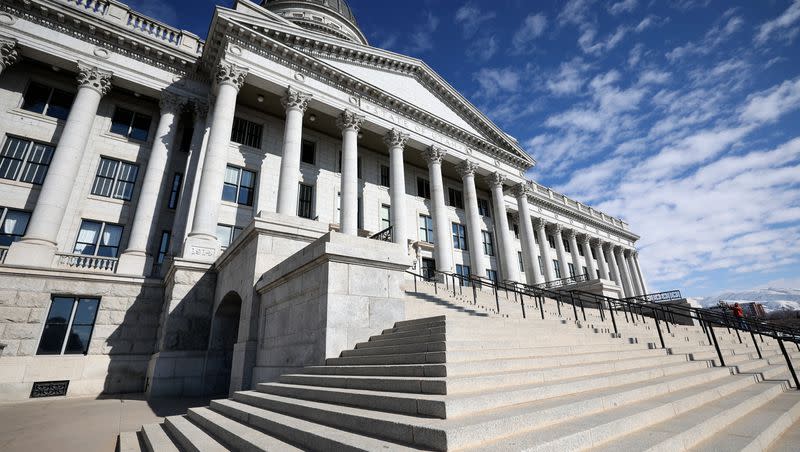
left=527, top=195, right=640, bottom=243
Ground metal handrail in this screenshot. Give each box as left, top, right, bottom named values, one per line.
left=369, top=226, right=393, bottom=242
left=624, top=289, right=683, bottom=303
left=533, top=273, right=590, bottom=289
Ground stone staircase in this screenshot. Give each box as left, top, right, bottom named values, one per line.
left=119, top=278, right=800, bottom=451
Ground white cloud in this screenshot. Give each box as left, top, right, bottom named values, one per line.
left=405, top=12, right=439, bottom=54
left=558, top=0, right=596, bottom=27
left=466, top=35, right=498, bottom=62
left=546, top=57, right=590, bottom=95
left=666, top=12, right=744, bottom=61
left=740, top=77, right=800, bottom=123
left=454, top=2, right=497, bottom=37
left=473, top=68, right=521, bottom=98
left=638, top=69, right=671, bottom=85
left=512, top=13, right=548, bottom=53
left=755, top=0, right=800, bottom=45
left=628, top=43, right=645, bottom=67
left=609, top=0, right=638, bottom=15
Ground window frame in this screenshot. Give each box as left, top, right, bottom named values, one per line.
left=486, top=269, right=498, bottom=283
left=563, top=239, right=571, bottom=253
left=230, top=117, right=263, bottom=148
left=568, top=262, right=575, bottom=278
left=417, top=177, right=431, bottom=199
left=452, top=223, right=468, bottom=251
left=477, top=198, right=491, bottom=217
left=91, top=157, right=139, bottom=201
left=21, top=81, right=75, bottom=121
left=0, top=135, right=56, bottom=185
left=448, top=188, right=464, bottom=209
left=455, top=264, right=471, bottom=286
left=298, top=183, right=315, bottom=219
left=156, top=230, right=171, bottom=264
left=36, top=296, right=100, bottom=356
left=379, top=165, right=390, bottom=188
left=216, top=223, right=243, bottom=249
left=481, top=230, right=494, bottom=256
left=167, top=172, right=183, bottom=209
left=0, top=207, right=31, bottom=246
left=300, top=140, right=316, bottom=165
left=222, top=165, right=256, bottom=207
left=419, top=214, right=434, bottom=243
left=109, top=106, right=152, bottom=141
left=380, top=204, right=391, bottom=230
left=553, top=259, right=561, bottom=279
left=73, top=220, right=124, bottom=258
left=518, top=251, right=525, bottom=272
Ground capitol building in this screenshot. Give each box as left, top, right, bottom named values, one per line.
left=0, top=0, right=648, bottom=403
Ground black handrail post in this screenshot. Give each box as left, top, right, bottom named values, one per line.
left=622, top=303, right=629, bottom=323
left=569, top=292, right=578, bottom=321
left=520, top=292, right=526, bottom=319
left=494, top=285, right=500, bottom=314
left=472, top=281, right=477, bottom=305
left=703, top=320, right=713, bottom=346
left=413, top=273, right=417, bottom=293
left=750, top=331, right=762, bottom=360
left=664, top=310, right=671, bottom=334
left=554, top=294, right=561, bottom=317
left=708, top=325, right=726, bottom=367
left=434, top=276, right=438, bottom=295
left=444, top=273, right=449, bottom=291
left=778, top=340, right=800, bottom=390
left=540, top=296, right=545, bottom=320
left=452, top=274, right=456, bottom=297
left=609, top=300, right=619, bottom=336
left=579, top=296, right=587, bottom=322
left=734, top=327, right=742, bottom=344
left=598, top=299, right=605, bottom=322
left=654, top=315, right=666, bottom=349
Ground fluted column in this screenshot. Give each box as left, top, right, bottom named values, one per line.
left=458, top=161, right=485, bottom=279
left=567, top=230, right=582, bottom=277
left=337, top=109, right=364, bottom=236
left=605, top=242, right=621, bottom=285
left=0, top=38, right=21, bottom=75
left=534, top=218, right=556, bottom=282
left=171, top=100, right=209, bottom=255
left=632, top=251, right=649, bottom=294
left=624, top=249, right=643, bottom=296
left=423, top=146, right=453, bottom=273
left=614, top=246, right=634, bottom=297
left=592, top=239, right=608, bottom=280
left=185, top=62, right=248, bottom=259
left=550, top=225, right=570, bottom=278
left=514, top=183, right=543, bottom=284
left=580, top=235, right=597, bottom=279
left=276, top=86, right=311, bottom=216
left=385, top=129, right=409, bottom=247
left=487, top=173, right=519, bottom=282
left=117, top=92, right=186, bottom=275
left=6, top=62, right=112, bottom=267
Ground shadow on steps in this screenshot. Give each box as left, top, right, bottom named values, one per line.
left=405, top=291, right=491, bottom=317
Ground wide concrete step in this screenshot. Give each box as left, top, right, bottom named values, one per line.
left=279, top=373, right=447, bottom=395
left=141, top=423, right=179, bottom=452
left=326, top=350, right=446, bottom=366
left=768, top=417, right=800, bottom=451
left=186, top=406, right=303, bottom=451
left=118, top=431, right=143, bottom=452
left=163, top=415, right=228, bottom=452
left=301, top=363, right=448, bottom=377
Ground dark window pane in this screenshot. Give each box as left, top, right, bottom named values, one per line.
left=380, top=165, right=390, bottom=187
left=64, top=325, right=93, bottom=354
left=110, top=108, right=134, bottom=136
left=130, top=113, right=151, bottom=141
left=301, top=141, right=316, bottom=164
left=240, top=170, right=255, bottom=189
left=46, top=89, right=74, bottom=120
left=21, top=82, right=50, bottom=114
left=97, top=245, right=119, bottom=258
left=238, top=187, right=253, bottom=206
left=73, top=299, right=99, bottom=325
left=222, top=184, right=238, bottom=203
left=114, top=180, right=135, bottom=200
left=47, top=297, right=75, bottom=324
left=37, top=324, right=68, bottom=355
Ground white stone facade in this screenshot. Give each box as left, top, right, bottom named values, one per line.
left=0, top=0, right=647, bottom=400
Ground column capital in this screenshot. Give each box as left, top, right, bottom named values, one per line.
left=423, top=145, right=447, bottom=165
left=215, top=61, right=248, bottom=90
left=579, top=234, right=591, bottom=244
left=602, top=241, right=614, bottom=251
left=632, top=250, right=639, bottom=258
left=0, top=38, right=21, bottom=71
left=281, top=86, right=312, bottom=112
left=486, top=172, right=506, bottom=189
left=337, top=109, right=365, bottom=132
left=383, top=128, right=409, bottom=148
left=624, top=248, right=634, bottom=258
left=564, top=229, right=577, bottom=241
left=512, top=182, right=532, bottom=199
left=159, top=91, right=187, bottom=114
left=456, top=160, right=479, bottom=178
left=532, top=217, right=547, bottom=230
left=589, top=237, right=601, bottom=247
left=189, top=98, right=209, bottom=120
left=76, top=61, right=112, bottom=96
left=547, top=223, right=563, bottom=235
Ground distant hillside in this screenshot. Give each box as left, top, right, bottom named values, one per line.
left=688, top=288, right=800, bottom=313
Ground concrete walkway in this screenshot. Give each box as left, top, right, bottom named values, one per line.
left=0, top=394, right=211, bottom=452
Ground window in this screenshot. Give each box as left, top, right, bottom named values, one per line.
left=596, top=269, right=601, bottom=279
left=568, top=263, right=575, bottom=277
left=21, top=82, right=74, bottom=120
left=74, top=220, right=123, bottom=258
left=0, top=208, right=30, bottom=246
left=167, top=173, right=182, bottom=209
left=301, top=140, right=316, bottom=165
left=486, top=269, right=498, bottom=283
left=481, top=230, right=494, bottom=256
left=563, top=239, right=571, bottom=253
left=230, top=117, right=262, bottom=148
left=37, top=296, right=100, bottom=355
left=455, top=264, right=470, bottom=286
left=0, top=136, right=55, bottom=185
left=452, top=223, right=467, bottom=250
left=178, top=126, right=194, bottom=152
left=298, top=183, right=314, bottom=219
left=519, top=251, right=525, bottom=272
left=222, top=166, right=256, bottom=206
left=91, top=157, right=139, bottom=201
left=512, top=223, right=520, bottom=239
left=216, top=224, right=243, bottom=249
left=547, top=235, right=556, bottom=249
left=156, top=231, right=170, bottom=264
left=380, top=204, right=391, bottom=230
left=582, top=266, right=588, bottom=277
left=419, top=215, right=434, bottom=243
left=538, top=256, right=544, bottom=276
left=421, top=258, right=436, bottom=279
left=448, top=188, right=464, bottom=209
left=477, top=198, right=491, bottom=217
left=553, top=260, right=561, bottom=279
left=380, top=165, right=390, bottom=187
left=591, top=247, right=597, bottom=260
left=578, top=244, right=585, bottom=257
left=110, top=107, right=152, bottom=141
left=417, top=177, right=431, bottom=199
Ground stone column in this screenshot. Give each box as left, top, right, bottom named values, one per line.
left=632, top=251, right=649, bottom=294
left=550, top=224, right=570, bottom=278
left=423, top=146, right=453, bottom=274
left=6, top=62, right=112, bottom=267
left=385, top=129, right=409, bottom=247
left=337, top=109, right=364, bottom=236
left=276, top=86, right=311, bottom=216
left=171, top=100, right=209, bottom=255
left=534, top=218, right=556, bottom=282
left=184, top=62, right=248, bottom=260
left=0, top=38, right=21, bottom=75
left=488, top=173, right=519, bottom=282
left=580, top=235, right=597, bottom=279
left=567, top=230, right=582, bottom=277
left=117, top=92, right=186, bottom=275
left=605, top=243, right=622, bottom=287
left=614, top=246, right=634, bottom=297
left=513, top=183, right=543, bottom=284
left=593, top=239, right=610, bottom=280
left=457, top=160, right=485, bottom=279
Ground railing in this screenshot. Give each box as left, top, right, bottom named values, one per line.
left=369, top=226, right=393, bottom=243
left=55, top=253, right=118, bottom=273
left=534, top=273, right=590, bottom=290
left=0, top=246, right=7, bottom=264
left=62, top=0, right=109, bottom=16
left=126, top=10, right=182, bottom=46
left=405, top=268, right=800, bottom=390
left=626, top=289, right=683, bottom=303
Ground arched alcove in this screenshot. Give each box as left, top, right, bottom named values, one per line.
left=204, top=291, right=242, bottom=396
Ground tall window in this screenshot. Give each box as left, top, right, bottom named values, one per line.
left=547, top=235, right=556, bottom=249
left=91, top=157, right=139, bottom=201
left=486, top=269, right=498, bottom=283
left=568, top=263, right=575, bottom=277
left=518, top=251, right=525, bottom=272
left=21, top=82, right=74, bottom=120
left=156, top=230, right=170, bottom=264
left=421, top=258, right=435, bottom=280
left=74, top=220, right=123, bottom=257
left=455, top=264, right=470, bottom=286
left=0, top=136, right=55, bottom=185
left=563, top=239, right=571, bottom=253
left=217, top=224, right=243, bottom=249
left=417, top=177, right=431, bottom=199
left=591, top=247, right=597, bottom=260
left=596, top=269, right=601, bottom=279
left=301, top=140, right=316, bottom=165
left=481, top=230, right=494, bottom=256
left=380, top=165, right=390, bottom=187
left=222, top=165, right=256, bottom=206
left=452, top=223, right=467, bottom=250
left=448, top=188, right=464, bottom=209
left=37, top=296, right=100, bottom=355
left=380, top=204, right=391, bottom=230
left=230, top=117, right=262, bottom=148
left=538, top=256, right=544, bottom=276
left=110, top=107, right=152, bottom=141
left=477, top=198, right=491, bottom=217
left=578, top=243, right=585, bottom=257
left=553, top=260, right=561, bottom=279
left=167, top=173, right=182, bottom=209
left=298, top=183, right=314, bottom=219
left=419, top=215, right=434, bottom=243
left=582, top=266, right=588, bottom=277
left=0, top=208, right=30, bottom=246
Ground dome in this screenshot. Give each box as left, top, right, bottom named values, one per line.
left=261, top=0, right=368, bottom=45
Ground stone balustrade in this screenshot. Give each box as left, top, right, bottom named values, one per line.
left=529, top=180, right=630, bottom=230
left=55, top=253, right=119, bottom=273
left=62, top=0, right=109, bottom=16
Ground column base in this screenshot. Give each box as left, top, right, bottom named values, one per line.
left=3, top=240, right=56, bottom=268
left=116, top=250, right=152, bottom=276
left=182, top=234, right=221, bottom=263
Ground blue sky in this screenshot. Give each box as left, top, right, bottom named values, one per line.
left=127, top=0, right=800, bottom=297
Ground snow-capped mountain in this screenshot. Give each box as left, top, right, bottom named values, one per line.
left=688, top=288, right=800, bottom=313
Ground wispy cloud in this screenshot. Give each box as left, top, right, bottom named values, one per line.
left=405, top=11, right=440, bottom=54
left=512, top=13, right=548, bottom=53
left=754, top=0, right=800, bottom=45
left=666, top=10, right=744, bottom=61
left=454, top=2, right=497, bottom=38
left=609, top=0, right=638, bottom=16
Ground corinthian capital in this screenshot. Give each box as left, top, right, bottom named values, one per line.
left=159, top=91, right=186, bottom=113
left=281, top=86, right=311, bottom=112
left=215, top=61, right=248, bottom=90
left=0, top=38, right=21, bottom=72
left=456, top=160, right=479, bottom=178
left=76, top=61, right=112, bottom=96
left=547, top=223, right=563, bottom=235
left=383, top=128, right=409, bottom=148
left=337, top=109, right=365, bottom=132
left=423, top=145, right=447, bottom=164
left=532, top=217, right=547, bottom=230
left=512, top=182, right=532, bottom=199
left=486, top=172, right=506, bottom=189
left=189, top=98, right=209, bottom=120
